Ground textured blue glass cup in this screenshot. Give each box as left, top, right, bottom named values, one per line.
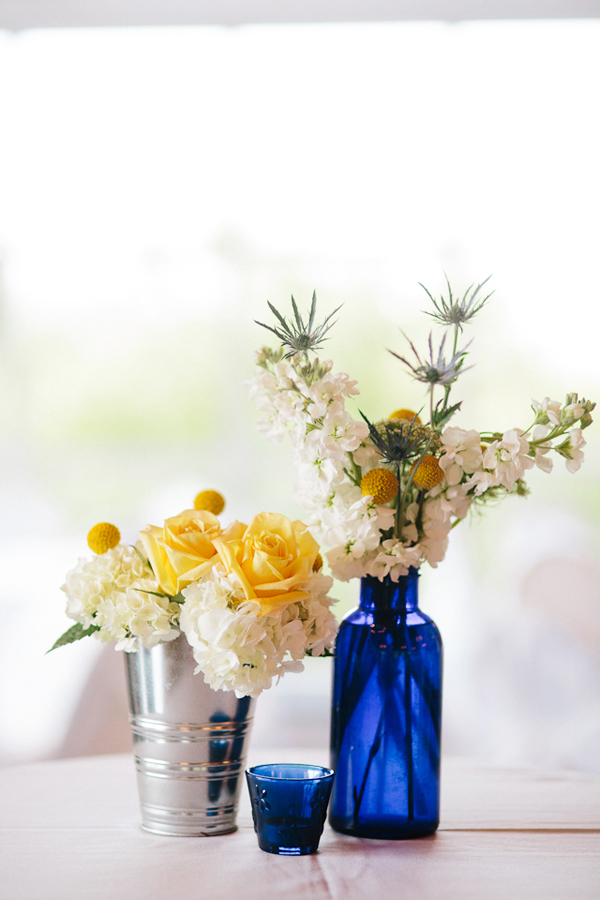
left=246, top=764, right=335, bottom=855
left=329, top=569, right=442, bottom=839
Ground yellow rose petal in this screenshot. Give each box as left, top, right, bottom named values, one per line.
left=212, top=513, right=320, bottom=617
left=140, top=509, right=222, bottom=595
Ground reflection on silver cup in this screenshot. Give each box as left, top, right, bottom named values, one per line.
left=125, top=634, right=256, bottom=836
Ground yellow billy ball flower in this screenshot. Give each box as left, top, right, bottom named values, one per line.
left=411, top=455, right=444, bottom=490
left=194, top=490, right=225, bottom=516
left=390, top=408, right=422, bottom=424
left=360, top=468, right=400, bottom=504
left=87, top=522, right=121, bottom=555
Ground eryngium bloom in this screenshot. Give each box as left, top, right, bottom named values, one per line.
left=422, top=275, right=493, bottom=331
left=362, top=415, right=440, bottom=465
left=256, top=292, right=342, bottom=359
left=389, top=331, right=472, bottom=386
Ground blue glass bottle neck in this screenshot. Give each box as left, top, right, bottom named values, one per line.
left=359, top=569, right=419, bottom=613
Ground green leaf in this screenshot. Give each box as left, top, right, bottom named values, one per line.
left=170, top=592, right=186, bottom=604
left=130, top=544, right=153, bottom=573
left=47, top=622, right=101, bottom=653
left=266, top=300, right=290, bottom=331
left=309, top=646, right=338, bottom=658
left=290, top=294, right=302, bottom=329
left=254, top=320, right=287, bottom=343
left=432, top=401, right=462, bottom=430
left=307, top=290, right=317, bottom=331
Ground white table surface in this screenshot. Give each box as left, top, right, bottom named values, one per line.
left=1, top=749, right=599, bottom=900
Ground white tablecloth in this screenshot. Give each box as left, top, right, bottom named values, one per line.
left=1, top=750, right=599, bottom=900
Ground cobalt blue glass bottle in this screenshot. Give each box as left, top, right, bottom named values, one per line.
left=329, top=568, right=442, bottom=839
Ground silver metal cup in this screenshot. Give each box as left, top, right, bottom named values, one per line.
left=125, top=634, right=256, bottom=836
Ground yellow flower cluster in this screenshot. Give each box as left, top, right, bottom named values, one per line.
left=411, top=455, right=444, bottom=490
left=389, top=408, right=422, bottom=424
left=194, top=490, right=225, bottom=516
left=87, top=522, right=121, bottom=555
left=360, top=468, right=399, bottom=504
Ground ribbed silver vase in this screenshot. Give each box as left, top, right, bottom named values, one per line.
left=125, top=634, right=256, bottom=836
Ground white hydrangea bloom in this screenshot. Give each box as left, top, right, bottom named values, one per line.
left=61, top=544, right=180, bottom=651
left=179, top=569, right=337, bottom=697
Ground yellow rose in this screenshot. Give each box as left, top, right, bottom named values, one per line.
left=139, top=509, right=224, bottom=596
left=212, top=512, right=320, bottom=616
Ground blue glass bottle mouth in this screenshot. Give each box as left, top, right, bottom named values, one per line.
left=247, top=763, right=334, bottom=781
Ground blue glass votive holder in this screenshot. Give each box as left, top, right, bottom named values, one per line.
left=246, top=764, right=335, bottom=855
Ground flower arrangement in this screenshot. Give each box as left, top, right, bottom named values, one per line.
left=53, top=494, right=337, bottom=697
left=249, top=285, right=595, bottom=582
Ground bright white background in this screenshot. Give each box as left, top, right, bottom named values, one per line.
left=0, top=19, right=599, bottom=770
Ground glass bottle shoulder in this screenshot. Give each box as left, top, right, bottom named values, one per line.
left=340, top=605, right=437, bottom=630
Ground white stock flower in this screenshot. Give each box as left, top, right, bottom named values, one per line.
left=532, top=397, right=563, bottom=426
left=419, top=517, right=452, bottom=567
left=295, top=439, right=347, bottom=489
left=563, top=401, right=586, bottom=424
left=352, top=440, right=382, bottom=469
left=315, top=411, right=369, bottom=458
left=425, top=482, right=473, bottom=523
left=556, top=428, right=586, bottom=473
left=369, top=541, right=424, bottom=581
left=315, top=483, right=385, bottom=558
left=480, top=429, right=534, bottom=491
left=439, top=427, right=483, bottom=485
left=256, top=413, right=287, bottom=443
left=531, top=424, right=553, bottom=474
left=248, top=362, right=310, bottom=441
left=305, top=371, right=358, bottom=419
left=328, top=547, right=379, bottom=582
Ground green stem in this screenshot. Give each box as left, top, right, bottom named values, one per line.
left=452, top=325, right=459, bottom=358
left=415, top=490, right=425, bottom=537
left=403, top=620, right=414, bottom=822
left=352, top=706, right=387, bottom=829
left=395, top=464, right=402, bottom=540
left=348, top=451, right=362, bottom=485
left=528, top=423, right=569, bottom=447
